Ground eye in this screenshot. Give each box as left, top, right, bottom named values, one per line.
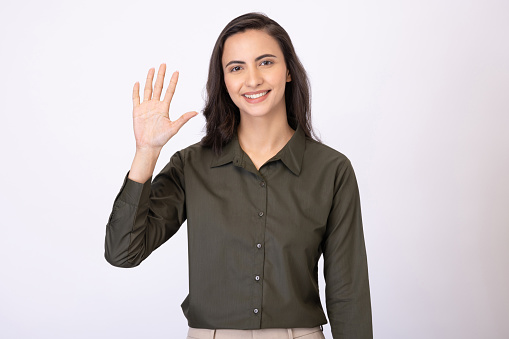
left=260, top=60, right=273, bottom=66
left=230, top=66, right=242, bottom=72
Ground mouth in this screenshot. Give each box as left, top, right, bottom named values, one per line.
left=243, top=90, right=270, bottom=99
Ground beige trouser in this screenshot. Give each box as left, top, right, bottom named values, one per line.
left=186, top=326, right=325, bottom=339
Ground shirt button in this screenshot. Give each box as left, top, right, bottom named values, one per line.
left=260, top=181, right=265, bottom=187
left=258, top=211, right=264, bottom=217
left=253, top=308, right=259, bottom=314
left=255, top=275, right=260, bottom=281
left=256, top=243, right=262, bottom=249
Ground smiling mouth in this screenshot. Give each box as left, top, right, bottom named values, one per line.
left=243, top=91, right=270, bottom=99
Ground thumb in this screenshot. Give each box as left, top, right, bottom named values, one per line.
left=172, top=111, right=199, bottom=133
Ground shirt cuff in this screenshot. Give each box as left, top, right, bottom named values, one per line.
left=117, top=170, right=153, bottom=206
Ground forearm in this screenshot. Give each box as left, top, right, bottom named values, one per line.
left=105, top=150, right=187, bottom=268
left=128, top=147, right=162, bottom=183
left=324, top=159, right=373, bottom=338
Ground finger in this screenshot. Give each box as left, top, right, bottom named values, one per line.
left=143, top=67, right=155, bottom=102
left=152, top=63, right=166, bottom=100
left=132, top=81, right=140, bottom=108
left=162, top=71, right=179, bottom=108
left=171, top=111, right=199, bottom=133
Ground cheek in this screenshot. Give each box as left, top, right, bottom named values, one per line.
left=223, top=77, right=236, bottom=95
left=270, top=71, right=289, bottom=89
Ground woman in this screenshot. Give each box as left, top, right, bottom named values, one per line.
left=105, top=13, right=372, bottom=339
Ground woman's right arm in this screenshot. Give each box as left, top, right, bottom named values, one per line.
left=129, top=64, right=197, bottom=183
left=104, top=64, right=197, bottom=268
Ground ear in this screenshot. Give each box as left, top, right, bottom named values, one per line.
left=286, top=70, right=292, bottom=82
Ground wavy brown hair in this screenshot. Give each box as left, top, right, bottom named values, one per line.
left=201, top=12, right=319, bottom=154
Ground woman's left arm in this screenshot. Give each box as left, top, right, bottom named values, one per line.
left=322, top=158, right=373, bottom=339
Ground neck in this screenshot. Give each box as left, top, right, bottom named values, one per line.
left=237, top=111, right=295, bottom=155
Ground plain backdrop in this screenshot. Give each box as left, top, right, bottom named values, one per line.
left=1, top=0, right=508, bottom=338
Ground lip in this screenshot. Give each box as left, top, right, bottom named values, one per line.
left=243, top=90, right=270, bottom=96
left=242, top=90, right=270, bottom=103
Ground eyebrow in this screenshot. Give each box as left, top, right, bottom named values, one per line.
left=224, top=54, right=277, bottom=68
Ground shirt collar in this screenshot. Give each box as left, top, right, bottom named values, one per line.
left=210, top=124, right=306, bottom=176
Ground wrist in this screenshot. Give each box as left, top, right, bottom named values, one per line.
left=135, top=146, right=162, bottom=158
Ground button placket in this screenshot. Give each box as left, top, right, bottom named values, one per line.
left=252, top=175, right=266, bottom=323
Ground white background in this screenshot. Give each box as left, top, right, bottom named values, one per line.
left=1, top=0, right=508, bottom=338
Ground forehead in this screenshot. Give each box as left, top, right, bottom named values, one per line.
left=222, top=29, right=282, bottom=64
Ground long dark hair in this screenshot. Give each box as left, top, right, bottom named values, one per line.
left=201, top=12, right=318, bottom=154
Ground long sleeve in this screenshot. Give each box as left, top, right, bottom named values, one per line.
left=104, top=151, right=187, bottom=268
left=321, top=158, right=372, bottom=338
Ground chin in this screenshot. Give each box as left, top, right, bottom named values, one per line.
left=240, top=108, right=273, bottom=118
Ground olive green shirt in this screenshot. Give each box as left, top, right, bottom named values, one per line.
left=104, top=125, right=372, bottom=338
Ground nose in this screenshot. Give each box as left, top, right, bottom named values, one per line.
left=244, top=67, right=263, bottom=88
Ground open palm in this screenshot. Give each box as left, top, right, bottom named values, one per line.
left=132, top=64, right=197, bottom=150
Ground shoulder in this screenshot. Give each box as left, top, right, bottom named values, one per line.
left=304, top=139, right=360, bottom=195
left=304, top=137, right=352, bottom=170
left=173, top=140, right=216, bottom=166
left=179, top=140, right=207, bottom=155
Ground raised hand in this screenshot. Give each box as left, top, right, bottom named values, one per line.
left=132, top=63, right=198, bottom=151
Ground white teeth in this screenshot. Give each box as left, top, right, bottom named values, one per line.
left=244, top=91, right=268, bottom=99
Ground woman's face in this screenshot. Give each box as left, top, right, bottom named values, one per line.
left=222, top=29, right=291, bottom=121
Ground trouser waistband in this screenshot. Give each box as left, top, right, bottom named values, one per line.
left=187, top=325, right=323, bottom=339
